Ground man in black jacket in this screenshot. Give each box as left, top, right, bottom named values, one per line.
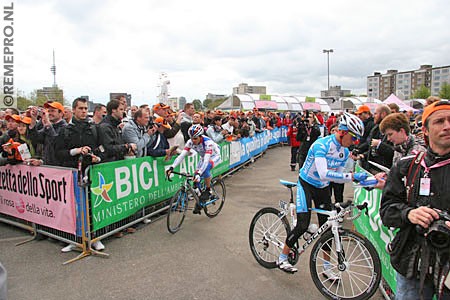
left=28, top=101, right=67, bottom=165
left=357, top=104, right=394, bottom=173
left=380, top=100, right=450, bottom=299
left=355, top=105, right=375, bottom=145
left=99, top=99, right=136, bottom=162
left=55, top=98, right=103, bottom=170
left=296, top=112, right=321, bottom=168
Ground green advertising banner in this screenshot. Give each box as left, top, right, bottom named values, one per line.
left=212, top=142, right=230, bottom=177
left=89, top=142, right=231, bottom=231
left=259, top=94, right=271, bottom=100
left=305, top=96, right=316, bottom=102
left=353, top=165, right=397, bottom=292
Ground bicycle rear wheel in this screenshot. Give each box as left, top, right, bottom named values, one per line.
left=249, top=207, right=290, bottom=269
left=167, top=189, right=191, bottom=234
left=309, top=229, right=381, bottom=300
left=204, top=178, right=226, bottom=217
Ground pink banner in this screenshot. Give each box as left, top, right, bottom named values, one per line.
left=0, top=164, right=77, bottom=234
left=300, top=102, right=321, bottom=111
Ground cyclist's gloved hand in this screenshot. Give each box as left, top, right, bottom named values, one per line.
left=353, top=172, right=368, bottom=182
left=193, top=173, right=201, bottom=183
left=166, top=166, right=174, bottom=177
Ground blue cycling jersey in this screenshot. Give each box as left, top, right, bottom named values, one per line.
left=299, top=135, right=352, bottom=188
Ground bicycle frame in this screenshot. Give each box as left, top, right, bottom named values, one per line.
left=277, top=200, right=364, bottom=259
left=170, top=172, right=220, bottom=208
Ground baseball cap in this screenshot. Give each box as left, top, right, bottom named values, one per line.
left=16, top=115, right=31, bottom=125
left=153, top=103, right=170, bottom=111
left=422, top=100, right=450, bottom=125
left=5, top=114, right=21, bottom=122
left=44, top=101, right=64, bottom=112
left=355, top=105, right=370, bottom=115
left=154, top=116, right=171, bottom=129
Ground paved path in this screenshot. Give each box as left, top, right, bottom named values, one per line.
left=0, top=145, right=383, bottom=300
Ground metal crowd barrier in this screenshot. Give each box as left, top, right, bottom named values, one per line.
left=0, top=127, right=287, bottom=264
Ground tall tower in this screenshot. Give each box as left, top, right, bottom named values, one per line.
left=157, top=72, right=170, bottom=104
left=50, top=49, right=57, bottom=88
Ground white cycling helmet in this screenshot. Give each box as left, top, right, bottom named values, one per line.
left=338, top=113, right=364, bottom=137
left=188, top=124, right=204, bottom=138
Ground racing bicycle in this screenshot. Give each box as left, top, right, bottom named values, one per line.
left=166, top=171, right=226, bottom=233
left=249, top=179, right=381, bottom=300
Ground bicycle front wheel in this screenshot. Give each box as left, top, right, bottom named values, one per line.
left=309, top=229, right=381, bottom=300
left=249, top=207, right=290, bottom=269
left=204, top=178, right=226, bottom=217
left=167, top=189, right=191, bottom=234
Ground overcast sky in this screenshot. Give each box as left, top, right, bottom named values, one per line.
left=12, top=0, right=450, bottom=106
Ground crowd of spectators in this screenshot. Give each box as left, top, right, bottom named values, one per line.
left=0, top=95, right=442, bottom=250
left=0, top=96, right=440, bottom=173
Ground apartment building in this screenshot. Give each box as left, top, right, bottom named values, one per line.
left=367, top=64, right=450, bottom=100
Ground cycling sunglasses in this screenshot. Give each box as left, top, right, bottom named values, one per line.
left=348, top=132, right=360, bottom=143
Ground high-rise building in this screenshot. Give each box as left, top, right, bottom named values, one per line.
left=431, top=66, right=450, bottom=95
left=367, top=65, right=450, bottom=100
left=233, top=83, right=266, bottom=94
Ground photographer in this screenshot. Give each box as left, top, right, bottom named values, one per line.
left=99, top=99, right=137, bottom=162
left=122, top=108, right=156, bottom=157
left=55, top=98, right=103, bottom=170
left=296, top=111, right=321, bottom=169
left=356, top=104, right=394, bottom=173
left=28, top=101, right=67, bottom=165
left=380, top=100, right=450, bottom=299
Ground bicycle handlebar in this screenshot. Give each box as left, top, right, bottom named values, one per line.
left=166, top=170, right=194, bottom=182
left=335, top=201, right=369, bottom=221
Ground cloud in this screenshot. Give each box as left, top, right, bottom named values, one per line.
left=11, top=0, right=450, bottom=106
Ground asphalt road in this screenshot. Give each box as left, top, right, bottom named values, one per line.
left=0, top=145, right=383, bottom=300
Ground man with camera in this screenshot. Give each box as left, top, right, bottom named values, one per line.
left=28, top=101, right=67, bottom=166
left=296, top=111, right=321, bottom=169
left=55, top=98, right=103, bottom=170
left=99, top=99, right=137, bottom=162
left=380, top=100, right=450, bottom=299
left=356, top=104, right=394, bottom=173
left=122, top=108, right=156, bottom=157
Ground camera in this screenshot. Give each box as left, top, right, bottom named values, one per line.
left=351, top=148, right=360, bottom=157
left=147, top=119, right=155, bottom=130
left=418, top=209, right=450, bottom=249
left=37, top=107, right=45, bottom=117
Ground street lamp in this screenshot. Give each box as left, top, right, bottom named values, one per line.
left=323, top=49, right=334, bottom=91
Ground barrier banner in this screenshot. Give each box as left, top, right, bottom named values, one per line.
left=0, top=164, right=77, bottom=234
left=229, top=141, right=243, bottom=168
left=353, top=165, right=396, bottom=292
left=268, top=127, right=285, bottom=145
left=90, top=156, right=177, bottom=230
left=211, top=142, right=230, bottom=177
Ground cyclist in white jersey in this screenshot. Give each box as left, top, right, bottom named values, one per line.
left=277, top=113, right=369, bottom=275
left=167, top=124, right=221, bottom=213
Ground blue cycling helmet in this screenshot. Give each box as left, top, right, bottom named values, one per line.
left=338, top=113, right=364, bottom=138
left=188, top=124, right=204, bottom=138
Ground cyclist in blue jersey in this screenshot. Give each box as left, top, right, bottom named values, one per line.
left=166, top=124, right=221, bottom=214
left=277, top=113, right=368, bottom=276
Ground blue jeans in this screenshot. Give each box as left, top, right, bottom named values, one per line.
left=396, top=272, right=450, bottom=300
